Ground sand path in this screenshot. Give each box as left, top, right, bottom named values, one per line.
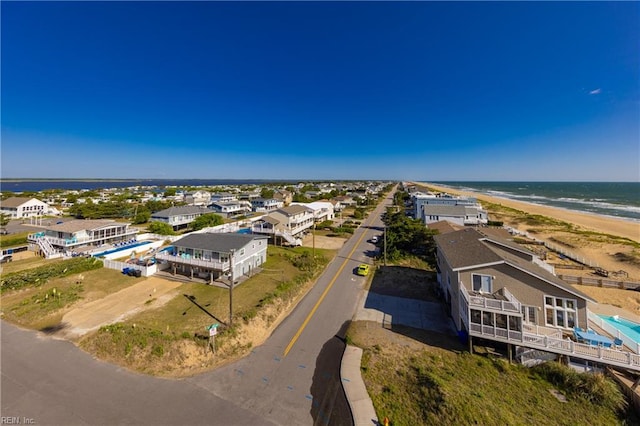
left=61, top=277, right=182, bottom=339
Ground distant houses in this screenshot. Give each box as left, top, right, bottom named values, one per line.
left=150, top=206, right=212, bottom=231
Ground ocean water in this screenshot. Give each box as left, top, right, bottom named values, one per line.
left=426, top=182, right=640, bottom=222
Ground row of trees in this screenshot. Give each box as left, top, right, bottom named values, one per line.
left=380, top=202, right=438, bottom=266
left=68, top=199, right=178, bottom=223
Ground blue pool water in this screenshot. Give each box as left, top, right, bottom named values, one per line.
left=237, top=228, right=252, bottom=234
left=92, top=241, right=152, bottom=257
left=598, top=315, right=640, bottom=344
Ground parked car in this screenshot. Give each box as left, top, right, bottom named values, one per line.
left=0, top=254, right=13, bottom=263
left=356, top=264, right=370, bottom=276
left=370, top=236, right=379, bottom=244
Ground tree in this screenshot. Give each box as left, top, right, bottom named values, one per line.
left=147, top=221, right=175, bottom=235
left=164, top=188, right=177, bottom=197
left=381, top=210, right=438, bottom=265
left=192, top=213, right=224, bottom=231
left=0, top=213, right=11, bottom=229
left=261, top=188, right=275, bottom=199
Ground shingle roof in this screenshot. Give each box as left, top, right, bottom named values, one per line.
left=173, top=233, right=267, bottom=253
left=275, top=205, right=312, bottom=216
left=435, top=228, right=595, bottom=302
left=48, top=219, right=125, bottom=233
left=1, top=197, right=43, bottom=208
left=434, top=228, right=502, bottom=269
left=151, top=206, right=210, bottom=218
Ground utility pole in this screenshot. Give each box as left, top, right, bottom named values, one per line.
left=384, top=223, right=387, bottom=266
left=229, top=249, right=235, bottom=328
left=312, top=222, right=316, bottom=261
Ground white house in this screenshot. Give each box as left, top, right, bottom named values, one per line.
left=184, top=191, right=211, bottom=206
left=150, top=206, right=211, bottom=230
left=422, top=205, right=488, bottom=226
left=155, top=233, right=268, bottom=283
left=209, top=201, right=252, bottom=218
left=0, top=197, right=50, bottom=219
left=291, top=201, right=335, bottom=222
left=251, top=198, right=283, bottom=213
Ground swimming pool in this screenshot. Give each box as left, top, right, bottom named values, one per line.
left=598, top=314, right=640, bottom=345
left=92, top=240, right=152, bottom=257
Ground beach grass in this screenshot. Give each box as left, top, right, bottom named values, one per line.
left=347, top=321, right=635, bottom=426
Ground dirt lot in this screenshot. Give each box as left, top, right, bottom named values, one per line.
left=301, top=234, right=347, bottom=250
left=369, top=264, right=438, bottom=301
left=60, top=277, right=182, bottom=339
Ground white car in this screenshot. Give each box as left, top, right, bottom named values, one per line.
left=371, top=236, right=379, bottom=244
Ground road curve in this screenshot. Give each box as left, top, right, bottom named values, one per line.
left=1, top=189, right=395, bottom=425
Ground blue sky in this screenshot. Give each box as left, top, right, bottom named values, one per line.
left=2, top=2, right=638, bottom=181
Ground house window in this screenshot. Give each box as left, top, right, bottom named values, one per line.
left=472, top=274, right=492, bottom=293
left=544, top=296, right=577, bottom=329
left=521, top=305, right=537, bottom=325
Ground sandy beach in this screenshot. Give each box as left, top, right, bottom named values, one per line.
left=412, top=182, right=640, bottom=282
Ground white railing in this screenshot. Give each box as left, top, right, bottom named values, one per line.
left=460, top=284, right=521, bottom=313
left=588, top=311, right=640, bottom=354
left=28, top=229, right=137, bottom=247
left=523, top=323, right=563, bottom=338
left=468, top=321, right=640, bottom=371
left=155, top=252, right=229, bottom=270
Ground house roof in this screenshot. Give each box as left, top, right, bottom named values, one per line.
left=173, top=233, right=267, bottom=253
left=47, top=219, right=127, bottom=233
left=152, top=206, right=210, bottom=218
left=426, top=220, right=464, bottom=234
left=435, top=228, right=503, bottom=269
left=435, top=228, right=595, bottom=302
left=275, top=205, right=313, bottom=216
left=1, top=197, right=44, bottom=208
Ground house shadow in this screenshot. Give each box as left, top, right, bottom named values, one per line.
left=360, top=265, right=465, bottom=352
left=39, top=322, right=69, bottom=335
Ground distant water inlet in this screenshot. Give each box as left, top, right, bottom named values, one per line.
left=598, top=314, right=640, bottom=346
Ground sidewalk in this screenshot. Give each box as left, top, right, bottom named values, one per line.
left=341, top=345, right=379, bottom=426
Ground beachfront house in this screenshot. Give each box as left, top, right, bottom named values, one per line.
left=27, top=219, right=138, bottom=258
left=0, top=197, right=50, bottom=219
left=422, top=204, right=488, bottom=226
left=411, top=192, right=484, bottom=221
left=434, top=227, right=640, bottom=371
left=210, top=192, right=237, bottom=203
left=150, top=206, right=211, bottom=230
left=155, top=233, right=268, bottom=283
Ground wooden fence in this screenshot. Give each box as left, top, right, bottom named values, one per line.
left=557, top=274, right=640, bottom=291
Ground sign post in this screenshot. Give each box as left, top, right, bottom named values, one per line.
left=206, top=323, right=219, bottom=354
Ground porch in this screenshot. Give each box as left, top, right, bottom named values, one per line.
left=459, top=286, right=640, bottom=371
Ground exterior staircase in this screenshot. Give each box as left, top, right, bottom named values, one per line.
left=36, top=237, right=61, bottom=259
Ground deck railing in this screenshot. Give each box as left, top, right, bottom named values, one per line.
left=468, top=320, right=640, bottom=371
left=28, top=229, right=138, bottom=247
left=460, top=284, right=521, bottom=313
left=155, top=252, right=229, bottom=270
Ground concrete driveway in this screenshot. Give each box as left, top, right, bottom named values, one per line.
left=354, top=291, right=457, bottom=336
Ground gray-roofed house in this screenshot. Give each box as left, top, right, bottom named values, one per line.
left=432, top=228, right=640, bottom=369
left=150, top=206, right=211, bottom=230
left=155, top=233, right=268, bottom=283
left=208, top=200, right=252, bottom=218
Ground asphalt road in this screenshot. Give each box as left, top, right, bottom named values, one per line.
left=1, top=190, right=395, bottom=425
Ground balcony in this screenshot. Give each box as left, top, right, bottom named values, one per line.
left=460, top=284, right=521, bottom=314
left=28, top=228, right=138, bottom=248
left=155, top=251, right=229, bottom=270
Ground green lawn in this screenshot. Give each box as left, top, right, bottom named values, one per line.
left=79, top=245, right=337, bottom=376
